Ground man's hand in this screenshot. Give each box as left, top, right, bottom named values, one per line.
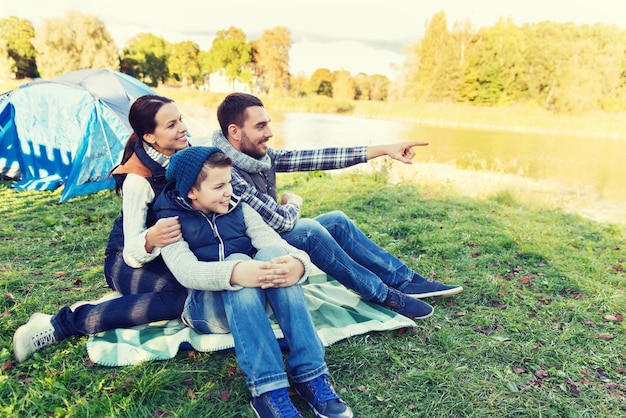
left=367, top=142, right=429, bottom=164
left=280, top=192, right=303, bottom=208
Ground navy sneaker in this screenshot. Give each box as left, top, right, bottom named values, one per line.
left=402, top=274, right=463, bottom=299
left=294, top=374, right=353, bottom=418
left=250, top=388, right=303, bottom=418
left=383, top=287, right=434, bottom=319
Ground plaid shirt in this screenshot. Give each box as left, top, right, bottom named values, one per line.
left=232, top=146, right=368, bottom=233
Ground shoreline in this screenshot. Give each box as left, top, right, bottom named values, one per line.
left=340, top=160, right=626, bottom=226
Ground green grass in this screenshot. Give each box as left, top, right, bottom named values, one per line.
left=1, top=169, right=625, bottom=417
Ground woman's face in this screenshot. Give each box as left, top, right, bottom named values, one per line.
left=144, top=102, right=188, bottom=156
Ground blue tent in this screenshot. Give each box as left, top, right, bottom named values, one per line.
left=0, top=69, right=155, bottom=202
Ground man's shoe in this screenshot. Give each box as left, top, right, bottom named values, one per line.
left=250, top=387, right=303, bottom=418
left=294, top=374, right=353, bottom=418
left=402, top=274, right=463, bottom=299
left=384, top=287, right=434, bottom=319
left=13, top=313, right=57, bottom=362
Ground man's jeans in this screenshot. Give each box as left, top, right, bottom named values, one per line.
left=52, top=252, right=187, bottom=341
left=281, top=210, right=422, bottom=303
left=182, top=246, right=328, bottom=397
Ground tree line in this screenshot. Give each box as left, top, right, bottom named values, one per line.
left=0, top=11, right=389, bottom=101
left=396, top=11, right=626, bottom=113
left=1, top=10, right=626, bottom=113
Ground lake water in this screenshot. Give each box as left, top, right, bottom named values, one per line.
left=183, top=106, right=626, bottom=223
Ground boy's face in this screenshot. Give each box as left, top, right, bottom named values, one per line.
left=187, top=166, right=233, bottom=214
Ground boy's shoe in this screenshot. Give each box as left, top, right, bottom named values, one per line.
left=251, top=387, right=303, bottom=418
left=294, top=374, right=353, bottom=418
left=13, top=313, right=57, bottom=362
left=402, top=275, right=463, bottom=299
left=384, top=287, right=434, bottom=320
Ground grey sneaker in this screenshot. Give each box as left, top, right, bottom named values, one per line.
left=384, top=287, right=434, bottom=319
left=250, top=387, right=303, bottom=418
left=294, top=374, right=353, bottom=418
left=13, top=313, right=57, bottom=362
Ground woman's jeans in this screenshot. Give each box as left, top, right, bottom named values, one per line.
left=51, top=252, right=187, bottom=341
left=182, top=246, right=328, bottom=397
left=281, top=210, right=422, bottom=303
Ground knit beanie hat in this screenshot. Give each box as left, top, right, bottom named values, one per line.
left=166, top=146, right=225, bottom=198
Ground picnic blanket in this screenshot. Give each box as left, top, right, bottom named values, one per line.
left=86, top=271, right=416, bottom=366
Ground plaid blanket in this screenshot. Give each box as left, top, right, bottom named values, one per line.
left=86, top=271, right=416, bottom=366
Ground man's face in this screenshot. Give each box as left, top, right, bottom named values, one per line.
left=238, top=106, right=273, bottom=159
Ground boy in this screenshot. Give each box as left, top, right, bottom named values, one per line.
left=153, top=146, right=352, bottom=418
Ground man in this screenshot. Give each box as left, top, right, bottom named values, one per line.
left=211, top=93, right=462, bottom=320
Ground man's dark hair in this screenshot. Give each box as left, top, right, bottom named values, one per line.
left=217, top=93, right=265, bottom=137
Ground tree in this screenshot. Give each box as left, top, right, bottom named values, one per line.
left=310, top=68, right=333, bottom=97
left=0, top=41, right=13, bottom=80
left=33, top=11, right=119, bottom=78
left=369, top=74, right=390, bottom=101
left=168, top=41, right=200, bottom=86
left=206, top=26, right=253, bottom=90
left=460, top=18, right=525, bottom=105
left=332, top=69, right=355, bottom=100
left=253, top=26, right=292, bottom=94
left=288, top=73, right=314, bottom=97
left=415, top=11, right=449, bottom=99
left=121, top=33, right=170, bottom=86
left=0, top=16, right=38, bottom=78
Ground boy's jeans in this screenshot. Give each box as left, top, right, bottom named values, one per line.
left=182, top=246, right=328, bottom=396
left=281, top=210, right=423, bottom=303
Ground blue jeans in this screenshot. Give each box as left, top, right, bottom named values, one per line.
left=51, top=252, right=187, bottom=340
left=281, top=210, right=422, bottom=303
left=183, top=246, right=327, bottom=397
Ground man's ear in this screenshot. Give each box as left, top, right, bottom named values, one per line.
left=227, top=124, right=240, bottom=141
left=187, top=188, right=197, bottom=201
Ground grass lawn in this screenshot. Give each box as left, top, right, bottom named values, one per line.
left=1, top=167, right=625, bottom=417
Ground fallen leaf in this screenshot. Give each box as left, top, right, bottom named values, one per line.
left=454, top=312, right=466, bottom=317
left=1, top=360, right=13, bottom=371
left=596, top=369, right=610, bottom=381
left=186, top=388, right=196, bottom=400
left=221, top=390, right=230, bottom=402
left=598, top=333, right=614, bottom=340
left=564, top=377, right=581, bottom=396
left=604, top=315, right=618, bottom=321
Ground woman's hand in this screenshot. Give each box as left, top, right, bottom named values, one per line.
left=144, top=216, right=181, bottom=252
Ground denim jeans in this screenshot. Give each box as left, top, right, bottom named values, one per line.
left=281, top=210, right=423, bottom=303
left=51, top=251, right=187, bottom=341
left=183, top=246, right=328, bottom=397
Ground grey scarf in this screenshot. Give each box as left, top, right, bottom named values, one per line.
left=143, top=141, right=171, bottom=168
left=211, top=130, right=271, bottom=173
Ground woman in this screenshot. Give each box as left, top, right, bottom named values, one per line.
left=13, top=95, right=190, bottom=362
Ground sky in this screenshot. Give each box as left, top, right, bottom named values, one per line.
left=2, top=0, right=625, bottom=79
